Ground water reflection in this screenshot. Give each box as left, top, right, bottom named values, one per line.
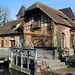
left=0, top=62, right=27, bottom=75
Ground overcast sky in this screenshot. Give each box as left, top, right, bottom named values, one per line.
left=0, top=0, right=75, bottom=20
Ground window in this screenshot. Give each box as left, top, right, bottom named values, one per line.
left=33, top=15, right=41, bottom=30
left=1, top=40, right=4, bottom=47
left=61, top=33, right=65, bottom=48
left=34, top=15, right=41, bottom=25
left=70, top=34, right=74, bottom=48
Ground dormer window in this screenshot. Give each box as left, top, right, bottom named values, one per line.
left=12, top=23, right=21, bottom=30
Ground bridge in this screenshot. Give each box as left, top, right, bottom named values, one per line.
left=0, top=47, right=38, bottom=75
left=0, top=47, right=57, bottom=75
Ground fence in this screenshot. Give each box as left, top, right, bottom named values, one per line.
left=10, top=48, right=38, bottom=75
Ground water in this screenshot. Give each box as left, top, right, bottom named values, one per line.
left=0, top=62, right=27, bottom=75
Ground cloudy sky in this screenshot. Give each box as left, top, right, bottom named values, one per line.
left=0, top=0, right=75, bottom=20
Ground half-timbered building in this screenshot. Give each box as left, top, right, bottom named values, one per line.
left=0, top=2, right=75, bottom=55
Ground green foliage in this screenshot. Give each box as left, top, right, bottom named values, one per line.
left=45, top=66, right=50, bottom=69
left=56, top=28, right=64, bottom=60
left=56, top=28, right=61, bottom=50
left=49, top=40, right=54, bottom=47
left=23, top=58, right=26, bottom=64
left=67, top=63, right=75, bottom=69
left=68, top=56, right=74, bottom=59
left=12, top=56, right=15, bottom=63
left=58, top=48, right=64, bottom=60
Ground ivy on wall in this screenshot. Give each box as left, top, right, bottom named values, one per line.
left=56, top=27, right=61, bottom=50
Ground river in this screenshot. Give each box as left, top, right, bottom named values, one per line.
left=0, top=62, right=27, bottom=75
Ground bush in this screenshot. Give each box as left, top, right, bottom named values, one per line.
left=58, top=49, right=63, bottom=59
left=68, top=56, right=74, bottom=59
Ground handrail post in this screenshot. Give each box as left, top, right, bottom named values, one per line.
left=16, top=50, right=17, bottom=66
left=34, top=49, right=38, bottom=61
left=27, top=51, right=29, bottom=70
left=20, top=50, right=23, bottom=71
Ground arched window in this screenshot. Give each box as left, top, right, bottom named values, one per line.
left=70, top=34, right=74, bottom=48
left=61, top=33, right=65, bottom=48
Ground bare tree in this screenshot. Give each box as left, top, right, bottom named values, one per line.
left=0, top=6, right=10, bottom=26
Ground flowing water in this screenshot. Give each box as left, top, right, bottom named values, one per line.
left=0, top=62, right=27, bottom=75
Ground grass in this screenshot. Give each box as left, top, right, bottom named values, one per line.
left=67, top=66, right=75, bottom=69
left=67, top=63, right=75, bottom=69
left=45, top=66, right=50, bottom=69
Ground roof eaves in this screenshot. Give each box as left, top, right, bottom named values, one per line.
left=71, top=7, right=75, bottom=17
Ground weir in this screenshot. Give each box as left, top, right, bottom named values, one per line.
left=9, top=48, right=38, bottom=75
left=0, top=47, right=38, bottom=75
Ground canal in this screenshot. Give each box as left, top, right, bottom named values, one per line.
left=0, top=62, right=27, bottom=75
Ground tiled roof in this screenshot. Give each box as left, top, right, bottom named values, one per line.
left=0, top=19, right=23, bottom=35
left=59, top=7, right=75, bottom=20
left=25, top=1, right=75, bottom=27
left=16, top=5, right=25, bottom=17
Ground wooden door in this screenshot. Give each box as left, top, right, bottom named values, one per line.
left=11, top=40, right=15, bottom=48
left=1, top=40, right=4, bottom=47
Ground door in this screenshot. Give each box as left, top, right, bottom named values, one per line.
left=11, top=40, right=15, bottom=48
left=1, top=40, right=4, bottom=47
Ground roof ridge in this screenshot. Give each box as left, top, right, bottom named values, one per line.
left=59, top=7, right=71, bottom=10
left=6, top=19, right=23, bottom=24
left=27, top=1, right=66, bottom=15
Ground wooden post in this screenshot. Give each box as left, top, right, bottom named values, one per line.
left=20, top=50, right=23, bottom=71
left=34, top=49, right=38, bottom=61
left=10, top=48, right=13, bottom=66
left=16, top=50, right=17, bottom=66
left=27, top=51, right=29, bottom=69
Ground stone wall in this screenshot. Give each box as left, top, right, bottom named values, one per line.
left=34, top=61, right=59, bottom=75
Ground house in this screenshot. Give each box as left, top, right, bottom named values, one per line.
left=59, top=7, right=75, bottom=52
left=23, top=2, right=75, bottom=55
left=0, top=5, right=25, bottom=48
left=0, top=2, right=75, bottom=55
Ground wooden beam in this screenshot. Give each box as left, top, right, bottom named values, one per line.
left=24, top=33, right=52, bottom=37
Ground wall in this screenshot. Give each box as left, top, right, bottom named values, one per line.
left=24, top=9, right=53, bottom=46
left=0, top=35, right=22, bottom=47
left=34, top=61, right=59, bottom=75
left=24, top=8, right=74, bottom=55
left=56, top=25, right=74, bottom=55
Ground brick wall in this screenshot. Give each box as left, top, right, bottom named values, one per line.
left=0, top=36, right=20, bottom=47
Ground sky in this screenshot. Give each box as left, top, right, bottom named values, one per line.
left=0, top=0, right=75, bottom=20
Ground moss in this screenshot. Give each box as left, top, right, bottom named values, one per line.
left=45, top=66, right=50, bottom=69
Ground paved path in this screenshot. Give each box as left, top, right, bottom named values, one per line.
left=55, top=68, right=75, bottom=75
